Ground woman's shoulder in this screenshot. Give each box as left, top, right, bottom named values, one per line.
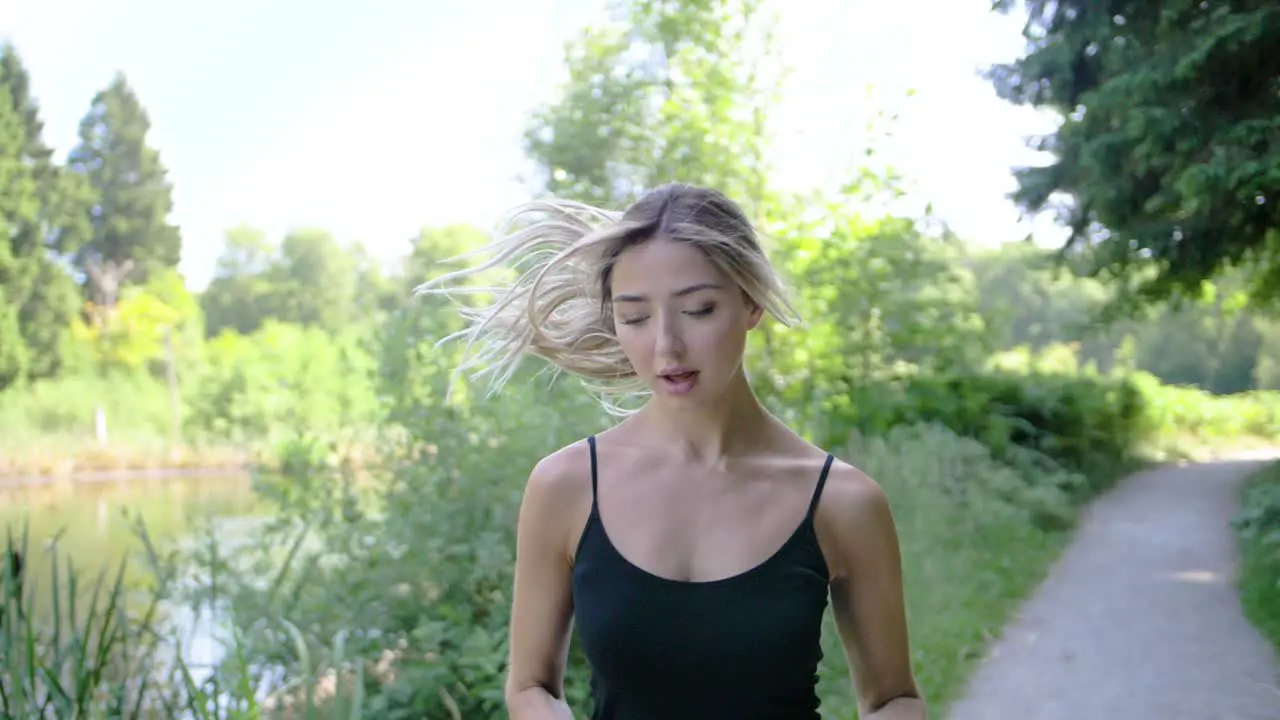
left=526, top=436, right=596, bottom=501
left=810, top=453, right=899, bottom=580
left=817, top=457, right=888, bottom=516
left=518, top=437, right=599, bottom=558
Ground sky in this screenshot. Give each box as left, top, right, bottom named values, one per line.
left=1, top=0, right=1066, bottom=291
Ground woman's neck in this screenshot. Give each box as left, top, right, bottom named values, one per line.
left=635, top=369, right=773, bottom=467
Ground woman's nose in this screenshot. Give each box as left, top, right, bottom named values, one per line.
left=654, top=313, right=685, bottom=358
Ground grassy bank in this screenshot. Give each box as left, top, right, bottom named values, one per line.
left=0, top=373, right=248, bottom=477
left=813, top=426, right=1083, bottom=715
left=1233, top=461, right=1280, bottom=656
left=0, top=324, right=382, bottom=479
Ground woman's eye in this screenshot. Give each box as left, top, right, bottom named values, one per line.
left=619, top=316, right=649, bottom=326
left=686, top=305, right=715, bottom=317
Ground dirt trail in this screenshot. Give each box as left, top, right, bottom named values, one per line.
left=944, top=454, right=1280, bottom=720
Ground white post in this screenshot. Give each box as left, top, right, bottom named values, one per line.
left=95, top=406, right=108, bottom=447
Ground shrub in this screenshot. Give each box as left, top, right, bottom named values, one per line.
left=1232, top=462, right=1280, bottom=655
left=194, top=417, right=1084, bottom=719
left=194, top=375, right=609, bottom=719
left=834, top=370, right=1148, bottom=500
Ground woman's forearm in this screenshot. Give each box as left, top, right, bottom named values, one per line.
left=506, top=685, right=576, bottom=720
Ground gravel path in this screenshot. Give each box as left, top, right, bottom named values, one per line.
left=944, top=454, right=1280, bottom=720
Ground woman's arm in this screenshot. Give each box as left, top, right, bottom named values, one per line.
left=819, top=463, right=927, bottom=720
left=504, top=449, right=587, bottom=720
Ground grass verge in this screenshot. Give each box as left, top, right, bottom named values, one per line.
left=812, top=424, right=1101, bottom=717
left=1233, top=461, right=1280, bottom=656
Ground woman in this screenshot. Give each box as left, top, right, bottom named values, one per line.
left=420, top=183, right=925, bottom=719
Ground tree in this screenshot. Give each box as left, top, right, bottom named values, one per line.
left=200, top=225, right=278, bottom=337
left=0, top=44, right=88, bottom=389
left=987, top=1, right=1280, bottom=307
left=70, top=268, right=201, bottom=373
left=66, top=72, right=182, bottom=311
left=201, top=226, right=380, bottom=338
left=271, top=228, right=359, bottom=333
left=522, top=0, right=779, bottom=215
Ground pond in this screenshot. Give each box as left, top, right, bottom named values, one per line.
left=1, top=469, right=268, bottom=674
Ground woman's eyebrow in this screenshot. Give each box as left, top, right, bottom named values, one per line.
left=613, top=282, right=724, bottom=303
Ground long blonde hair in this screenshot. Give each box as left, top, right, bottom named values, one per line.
left=415, top=183, right=799, bottom=413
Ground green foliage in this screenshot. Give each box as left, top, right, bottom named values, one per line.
left=755, top=189, right=991, bottom=441
left=66, top=72, right=181, bottom=303
left=817, top=425, right=1084, bottom=716
left=843, top=368, right=1144, bottom=500
left=193, top=377, right=608, bottom=719
left=523, top=0, right=777, bottom=213
left=8, top=2, right=1280, bottom=718
left=184, top=321, right=381, bottom=445
left=2, top=522, right=171, bottom=718
left=1253, top=318, right=1280, bottom=390
left=0, top=372, right=176, bottom=473
left=970, top=243, right=1280, bottom=394
left=200, top=226, right=386, bottom=339
left=0, top=44, right=85, bottom=391
left=988, top=1, right=1280, bottom=307
left=1232, top=462, right=1280, bottom=656
left=1, top=517, right=368, bottom=719
left=70, top=268, right=203, bottom=373
left=1129, top=370, right=1280, bottom=445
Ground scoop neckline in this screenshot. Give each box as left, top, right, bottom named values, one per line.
left=583, top=501, right=816, bottom=588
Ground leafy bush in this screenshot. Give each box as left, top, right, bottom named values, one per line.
left=192, top=415, right=1085, bottom=719
left=833, top=370, right=1147, bottom=502
left=1232, top=462, right=1280, bottom=655
left=0, top=372, right=174, bottom=450
left=193, top=373, right=609, bottom=719
left=1130, top=371, right=1280, bottom=444
left=183, top=321, right=381, bottom=446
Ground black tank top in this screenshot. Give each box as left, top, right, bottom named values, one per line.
left=571, top=435, right=835, bottom=720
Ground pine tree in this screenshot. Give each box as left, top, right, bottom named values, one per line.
left=0, top=44, right=85, bottom=388
left=67, top=72, right=181, bottom=312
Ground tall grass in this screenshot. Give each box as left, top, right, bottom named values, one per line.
left=2, top=519, right=179, bottom=718
left=0, top=517, right=364, bottom=719
left=812, top=424, right=1089, bottom=717
left=0, top=373, right=247, bottom=478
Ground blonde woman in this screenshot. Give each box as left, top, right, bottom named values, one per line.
left=420, top=183, right=925, bottom=720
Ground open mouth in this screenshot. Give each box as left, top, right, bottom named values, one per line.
left=658, top=370, right=699, bottom=394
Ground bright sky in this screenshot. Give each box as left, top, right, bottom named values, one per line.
left=2, top=0, right=1065, bottom=291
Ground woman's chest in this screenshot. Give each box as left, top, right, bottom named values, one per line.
left=587, top=474, right=817, bottom=584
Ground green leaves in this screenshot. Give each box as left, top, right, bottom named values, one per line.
left=67, top=73, right=182, bottom=303
left=523, top=0, right=777, bottom=213
left=989, top=2, right=1280, bottom=309
left=0, top=44, right=82, bottom=391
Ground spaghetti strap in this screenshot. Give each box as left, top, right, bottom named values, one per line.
left=587, top=435, right=599, bottom=501
left=805, top=454, right=835, bottom=520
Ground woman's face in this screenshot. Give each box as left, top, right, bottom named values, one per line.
left=609, top=238, right=762, bottom=403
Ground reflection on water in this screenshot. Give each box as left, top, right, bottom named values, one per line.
left=1, top=470, right=267, bottom=680
left=1, top=471, right=262, bottom=586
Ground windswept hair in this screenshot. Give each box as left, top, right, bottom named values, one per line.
left=415, top=182, right=800, bottom=414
